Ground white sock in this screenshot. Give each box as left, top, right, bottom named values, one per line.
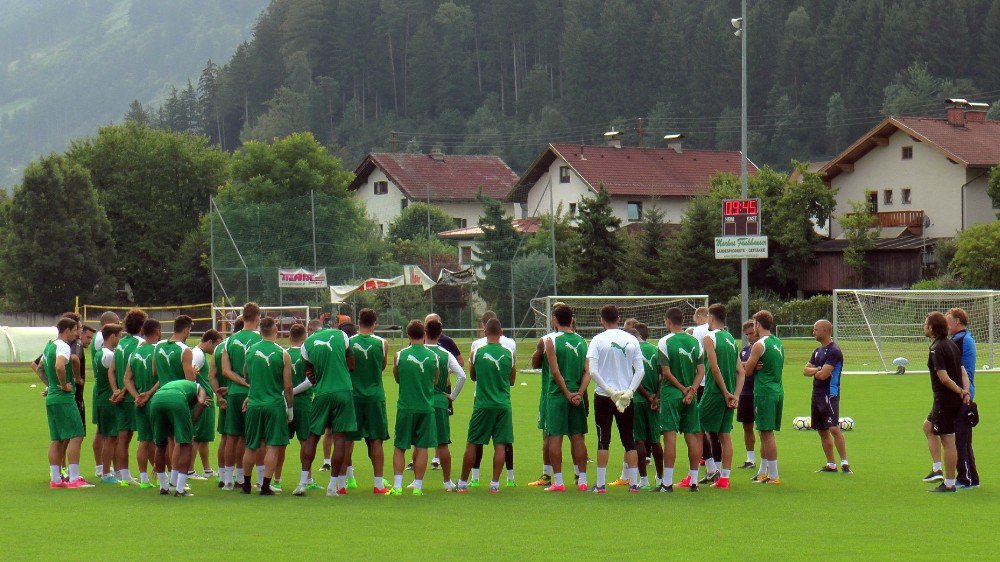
left=157, top=472, right=168, bottom=491
left=235, top=468, right=244, bottom=485
left=68, top=464, right=79, bottom=481
left=945, top=478, right=956, bottom=487
left=347, top=466, right=355, bottom=479
left=578, top=471, right=588, bottom=486
left=573, top=465, right=579, bottom=476
left=96, top=464, right=103, bottom=477
left=471, top=468, right=480, bottom=480
left=458, top=479, right=467, bottom=487
left=639, top=475, right=649, bottom=487
left=374, top=476, right=384, bottom=489
left=769, top=460, right=779, bottom=480
left=169, top=470, right=178, bottom=487
left=140, top=472, right=149, bottom=484
left=827, top=460, right=837, bottom=468
left=507, top=469, right=514, bottom=481
left=119, top=468, right=132, bottom=481
left=689, top=469, right=699, bottom=482
left=705, top=458, right=718, bottom=474
left=324, top=458, right=331, bottom=466
left=596, top=467, right=607, bottom=487
left=176, top=472, right=188, bottom=492
left=256, top=465, right=265, bottom=486
left=490, top=480, right=499, bottom=489
left=932, top=461, right=942, bottom=472
left=394, top=474, right=403, bottom=489
left=629, top=467, right=639, bottom=485
left=841, top=459, right=849, bottom=466
left=620, top=461, right=628, bottom=480
left=432, top=457, right=440, bottom=464
left=663, top=468, right=674, bottom=485
left=553, top=473, right=564, bottom=486
left=543, top=464, right=553, bottom=476
left=413, top=479, right=423, bottom=491
left=299, top=470, right=310, bottom=486
left=654, top=475, right=662, bottom=487
left=757, top=462, right=767, bottom=476
left=50, top=465, right=61, bottom=484
left=721, top=469, right=731, bottom=478
left=747, top=451, right=756, bottom=463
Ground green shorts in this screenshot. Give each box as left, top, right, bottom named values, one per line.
left=245, top=404, right=289, bottom=449
left=309, top=391, right=357, bottom=436
left=754, top=394, right=783, bottom=432
left=288, top=401, right=312, bottom=441
left=150, top=398, right=193, bottom=446
left=217, top=402, right=227, bottom=434
left=544, top=395, right=588, bottom=437
left=46, top=401, right=85, bottom=441
left=632, top=400, right=660, bottom=443
left=193, top=405, right=215, bottom=442
left=467, top=407, right=514, bottom=445
left=433, top=406, right=451, bottom=446
left=135, top=404, right=154, bottom=442
left=394, top=409, right=437, bottom=450
left=94, top=398, right=118, bottom=437
left=537, top=393, right=548, bottom=430
left=222, top=393, right=248, bottom=437
left=699, top=393, right=734, bottom=434
left=115, top=401, right=137, bottom=433
left=348, top=398, right=389, bottom=442
left=659, top=396, right=701, bottom=434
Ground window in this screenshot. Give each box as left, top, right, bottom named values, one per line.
left=559, top=166, right=571, bottom=183
left=902, top=188, right=911, bottom=205
left=866, top=191, right=878, bottom=213
left=628, top=201, right=643, bottom=222
left=519, top=203, right=528, bottom=218
left=901, top=146, right=913, bottom=160
left=883, top=189, right=893, bottom=205
left=461, top=246, right=473, bottom=264
left=401, top=199, right=408, bottom=211
left=569, top=203, right=577, bottom=217
left=453, top=218, right=467, bottom=229
left=374, top=181, right=388, bottom=195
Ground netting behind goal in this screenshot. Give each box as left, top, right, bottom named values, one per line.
left=530, top=295, right=709, bottom=340
left=81, top=303, right=212, bottom=335
left=833, top=289, right=999, bottom=374
left=213, top=306, right=313, bottom=337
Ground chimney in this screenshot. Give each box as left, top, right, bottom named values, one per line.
left=428, top=147, right=445, bottom=162
left=604, top=130, right=622, bottom=149
left=966, top=101, right=990, bottom=123
left=664, top=133, right=685, bottom=153
left=946, top=98, right=969, bottom=127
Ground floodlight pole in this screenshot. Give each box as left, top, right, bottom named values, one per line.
left=210, top=196, right=216, bottom=330
left=549, top=178, right=557, bottom=295
left=739, top=0, right=749, bottom=324
left=427, top=183, right=434, bottom=312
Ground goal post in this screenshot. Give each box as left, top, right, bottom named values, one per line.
left=212, top=305, right=313, bottom=337
left=81, top=303, right=213, bottom=336
left=833, top=289, right=999, bottom=374
left=530, top=295, right=710, bottom=340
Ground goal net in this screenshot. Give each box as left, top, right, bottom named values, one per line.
left=81, top=303, right=212, bottom=336
left=530, top=295, right=709, bottom=340
left=833, top=289, right=999, bottom=374
left=213, top=305, right=313, bottom=337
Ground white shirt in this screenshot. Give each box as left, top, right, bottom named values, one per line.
left=586, top=328, right=644, bottom=397
left=100, top=347, right=114, bottom=369
left=93, top=331, right=104, bottom=350
left=54, top=339, right=72, bottom=361
left=428, top=343, right=468, bottom=400
left=690, top=323, right=710, bottom=386
left=470, top=336, right=516, bottom=363
left=191, top=346, right=206, bottom=371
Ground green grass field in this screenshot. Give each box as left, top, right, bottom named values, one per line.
left=2, top=339, right=995, bottom=559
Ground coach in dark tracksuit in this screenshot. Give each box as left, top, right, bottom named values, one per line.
left=947, top=309, right=979, bottom=488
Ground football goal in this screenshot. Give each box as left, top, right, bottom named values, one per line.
left=81, top=303, right=213, bottom=335
left=530, top=295, right=710, bottom=340
left=212, top=305, right=313, bottom=337
left=833, top=289, right=999, bottom=374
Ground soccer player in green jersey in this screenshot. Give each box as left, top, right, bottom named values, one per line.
left=210, top=316, right=242, bottom=487
left=340, top=309, right=391, bottom=494
left=657, top=307, right=705, bottom=492
left=744, top=310, right=784, bottom=485
left=631, top=322, right=664, bottom=490
left=279, top=324, right=318, bottom=494
left=191, top=330, right=223, bottom=480
left=124, top=319, right=160, bottom=488
left=698, top=304, right=745, bottom=489
left=93, top=323, right=123, bottom=484
left=220, top=303, right=262, bottom=490
left=426, top=318, right=467, bottom=491
left=151, top=315, right=197, bottom=488
left=44, top=318, right=92, bottom=489
left=528, top=303, right=568, bottom=488
left=299, top=315, right=356, bottom=497
left=150, top=379, right=209, bottom=497
left=542, top=305, right=590, bottom=492
left=108, top=308, right=147, bottom=486
left=91, top=311, right=119, bottom=479
left=389, top=320, right=439, bottom=496
left=458, top=318, right=515, bottom=494
left=240, top=317, right=293, bottom=496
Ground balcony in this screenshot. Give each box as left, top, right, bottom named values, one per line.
left=845, top=210, right=924, bottom=235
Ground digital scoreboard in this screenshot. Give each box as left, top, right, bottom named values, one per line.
left=722, top=198, right=761, bottom=236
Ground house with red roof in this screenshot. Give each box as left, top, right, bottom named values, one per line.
left=507, top=138, right=754, bottom=225
left=348, top=150, right=518, bottom=236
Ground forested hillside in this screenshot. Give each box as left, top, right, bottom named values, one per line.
left=151, top=0, right=1000, bottom=173
left=0, top=0, right=269, bottom=188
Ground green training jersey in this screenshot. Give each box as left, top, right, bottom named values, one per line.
left=42, top=339, right=76, bottom=405
left=704, top=329, right=738, bottom=395
left=348, top=333, right=386, bottom=402
left=246, top=340, right=286, bottom=408
left=539, top=332, right=559, bottom=400
left=93, top=346, right=115, bottom=400
left=225, top=329, right=262, bottom=395
left=154, top=379, right=199, bottom=406
left=303, top=328, right=352, bottom=395
left=473, top=342, right=513, bottom=409
left=657, top=332, right=702, bottom=400
left=114, top=334, right=142, bottom=402
left=288, top=346, right=311, bottom=408
left=395, top=344, right=437, bottom=412
left=130, top=343, right=157, bottom=394
left=154, top=340, right=186, bottom=385
left=754, top=334, right=784, bottom=396
left=428, top=344, right=452, bottom=409
left=634, top=341, right=660, bottom=403
left=547, top=332, right=587, bottom=398
left=193, top=347, right=212, bottom=396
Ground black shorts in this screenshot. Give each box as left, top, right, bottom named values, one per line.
left=736, top=394, right=755, bottom=423
left=594, top=394, right=635, bottom=452
left=811, top=394, right=840, bottom=430
left=928, top=399, right=962, bottom=436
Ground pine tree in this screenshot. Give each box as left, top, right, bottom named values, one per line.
left=123, top=100, right=150, bottom=125
left=571, top=186, right=623, bottom=294
left=474, top=191, right=522, bottom=323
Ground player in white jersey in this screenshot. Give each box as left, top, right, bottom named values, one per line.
left=467, top=311, right=517, bottom=487
left=586, top=305, right=645, bottom=493
left=687, top=307, right=718, bottom=474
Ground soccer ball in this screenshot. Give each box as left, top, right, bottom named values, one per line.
left=792, top=416, right=811, bottom=430
left=839, top=417, right=855, bottom=431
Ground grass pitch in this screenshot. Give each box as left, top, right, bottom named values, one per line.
left=1, top=339, right=996, bottom=559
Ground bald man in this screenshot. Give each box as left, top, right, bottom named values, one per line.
left=803, top=320, right=850, bottom=474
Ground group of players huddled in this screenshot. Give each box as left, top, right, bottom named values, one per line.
left=35, top=299, right=978, bottom=496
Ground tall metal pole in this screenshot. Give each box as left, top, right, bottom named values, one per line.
left=210, top=196, right=216, bottom=330
left=549, top=178, right=557, bottom=295
left=740, top=0, right=749, bottom=324
left=427, top=183, right=434, bottom=312
left=311, top=190, right=319, bottom=304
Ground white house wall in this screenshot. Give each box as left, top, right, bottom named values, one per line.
left=355, top=168, right=407, bottom=235
left=962, top=169, right=997, bottom=231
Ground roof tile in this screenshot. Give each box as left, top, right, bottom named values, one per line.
left=349, top=152, right=517, bottom=201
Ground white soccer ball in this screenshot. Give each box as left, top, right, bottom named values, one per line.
left=792, top=416, right=811, bottom=430
left=839, top=417, right=855, bottom=431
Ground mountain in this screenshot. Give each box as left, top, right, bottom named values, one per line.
left=0, top=0, right=269, bottom=188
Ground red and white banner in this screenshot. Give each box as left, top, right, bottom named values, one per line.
left=328, top=265, right=437, bottom=302
left=279, top=268, right=328, bottom=288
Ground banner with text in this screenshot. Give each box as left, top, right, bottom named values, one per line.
left=279, top=268, right=328, bottom=288
left=714, top=236, right=769, bottom=259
